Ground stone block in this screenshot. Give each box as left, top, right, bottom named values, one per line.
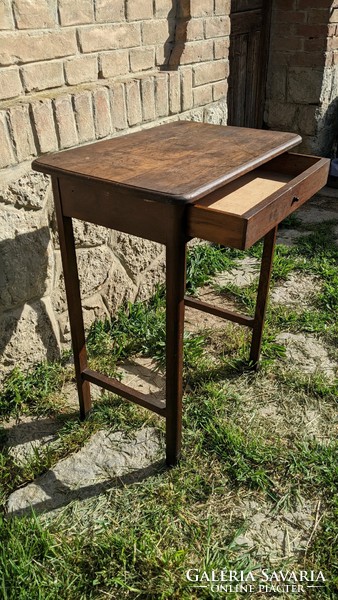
left=181, top=67, right=193, bottom=111
left=0, top=112, right=16, bottom=168
left=214, top=0, right=230, bottom=16
left=103, top=258, right=138, bottom=314
left=72, top=220, right=109, bottom=248
left=288, top=68, right=323, bottom=104
left=155, top=74, right=169, bottom=117
left=0, top=299, right=60, bottom=376
left=126, top=80, right=142, bottom=126
left=7, top=105, right=36, bottom=162
left=0, top=67, right=22, bottom=100
left=154, top=0, right=175, bottom=18
left=266, top=66, right=287, bottom=102
left=136, top=253, right=165, bottom=301
left=193, top=84, right=213, bottom=106
left=169, top=71, right=180, bottom=114
left=171, top=40, right=213, bottom=65
left=214, top=37, right=230, bottom=60
left=111, top=83, right=127, bottom=130
left=73, top=91, right=95, bottom=143
left=95, top=0, right=125, bottom=22
left=142, top=19, right=173, bottom=45
left=0, top=30, right=77, bottom=65
left=205, top=16, right=231, bottom=38
left=22, top=60, right=64, bottom=93
left=193, top=60, right=227, bottom=86
left=176, top=17, right=204, bottom=41
left=0, top=208, right=51, bottom=311
left=93, top=87, right=112, bottom=138
left=64, top=56, right=97, bottom=85
left=54, top=96, right=78, bottom=149
left=0, top=0, right=14, bottom=29
left=58, top=0, right=94, bottom=26
left=79, top=23, right=141, bottom=53
left=13, top=0, right=55, bottom=29
left=190, top=0, right=213, bottom=16
left=0, top=171, right=50, bottom=211
left=31, top=99, right=58, bottom=154
left=204, top=101, right=227, bottom=124
left=100, top=50, right=129, bottom=78
left=111, top=231, right=163, bottom=282
left=127, top=0, right=153, bottom=21
left=213, top=80, right=227, bottom=101
left=130, top=47, right=155, bottom=72
left=266, top=101, right=298, bottom=130
left=141, top=77, right=156, bottom=122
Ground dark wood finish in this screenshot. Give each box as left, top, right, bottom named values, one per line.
left=51, top=177, right=92, bottom=419
left=33, top=123, right=329, bottom=467
left=250, top=226, right=277, bottom=367
left=32, top=122, right=300, bottom=203
left=82, top=368, right=166, bottom=416
left=187, top=154, right=330, bottom=249
left=165, top=210, right=187, bottom=466
left=228, top=0, right=272, bottom=128
left=184, top=296, right=254, bottom=328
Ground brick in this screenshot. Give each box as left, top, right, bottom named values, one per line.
left=7, top=104, right=36, bottom=162
left=190, top=0, right=213, bottom=17
left=155, top=74, right=169, bottom=117
left=79, top=23, right=141, bottom=53
left=13, top=0, right=55, bottom=29
left=64, top=56, right=97, bottom=85
left=0, top=112, right=16, bottom=168
left=308, top=8, right=331, bottom=25
left=171, top=40, right=214, bottom=65
left=93, top=87, right=112, bottom=138
left=214, top=37, right=229, bottom=59
left=31, top=99, right=58, bottom=153
left=130, top=47, right=155, bottom=72
left=298, top=0, right=328, bottom=7
left=156, top=42, right=174, bottom=67
left=274, top=10, right=306, bottom=24
left=0, top=30, right=77, bottom=66
left=213, top=80, right=227, bottom=101
left=214, top=0, right=230, bottom=16
left=0, top=0, right=14, bottom=29
left=193, top=84, right=213, bottom=106
left=54, top=96, right=78, bottom=149
left=140, top=77, right=156, bottom=121
left=22, top=61, right=64, bottom=92
left=59, top=0, right=93, bottom=26
left=271, top=36, right=304, bottom=53
left=127, top=0, right=153, bottom=21
left=142, top=19, right=174, bottom=45
left=100, top=50, right=129, bottom=78
left=169, top=71, right=180, bottom=114
left=0, top=67, right=22, bottom=100
left=95, top=0, right=125, bottom=22
left=193, top=60, right=227, bottom=86
left=176, top=18, right=204, bottom=42
left=181, top=67, right=193, bottom=111
left=111, top=83, right=127, bottom=130
left=126, top=80, right=142, bottom=126
left=154, top=0, right=175, bottom=18
left=73, top=91, right=95, bottom=143
left=205, top=16, right=230, bottom=38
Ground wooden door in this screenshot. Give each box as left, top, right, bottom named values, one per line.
left=227, top=0, right=271, bottom=128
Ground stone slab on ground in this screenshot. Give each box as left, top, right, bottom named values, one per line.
left=270, top=274, right=319, bottom=308
left=7, top=427, right=161, bottom=516
left=4, top=416, right=60, bottom=464
left=213, top=257, right=260, bottom=288
left=117, top=357, right=165, bottom=407
left=276, top=228, right=308, bottom=247
left=276, top=332, right=336, bottom=380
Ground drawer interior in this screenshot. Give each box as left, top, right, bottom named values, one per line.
left=192, top=154, right=321, bottom=216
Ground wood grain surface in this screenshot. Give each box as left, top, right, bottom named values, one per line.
left=32, top=121, right=301, bottom=204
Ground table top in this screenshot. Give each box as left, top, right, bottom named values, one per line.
left=32, top=121, right=301, bottom=204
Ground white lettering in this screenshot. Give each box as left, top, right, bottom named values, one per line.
left=186, top=569, right=198, bottom=582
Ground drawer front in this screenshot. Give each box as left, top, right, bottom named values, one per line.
left=187, top=154, right=330, bottom=249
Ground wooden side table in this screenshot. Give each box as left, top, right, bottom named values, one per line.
left=32, top=122, right=329, bottom=466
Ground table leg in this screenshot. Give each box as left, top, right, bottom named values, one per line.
left=52, top=177, right=92, bottom=419
left=165, top=233, right=187, bottom=467
left=249, top=225, right=278, bottom=368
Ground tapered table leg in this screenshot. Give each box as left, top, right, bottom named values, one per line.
left=249, top=225, right=278, bottom=368
left=165, top=229, right=187, bottom=467
left=52, top=177, right=91, bottom=419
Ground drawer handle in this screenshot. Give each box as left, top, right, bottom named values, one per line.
left=291, top=196, right=300, bottom=205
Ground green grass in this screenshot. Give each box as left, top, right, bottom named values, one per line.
left=1, top=231, right=338, bottom=599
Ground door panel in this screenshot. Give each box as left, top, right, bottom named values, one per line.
left=228, top=1, right=271, bottom=128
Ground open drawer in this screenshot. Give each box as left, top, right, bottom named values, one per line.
left=187, top=153, right=329, bottom=250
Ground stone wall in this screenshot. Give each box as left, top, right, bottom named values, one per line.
left=0, top=0, right=230, bottom=375
left=265, top=0, right=338, bottom=156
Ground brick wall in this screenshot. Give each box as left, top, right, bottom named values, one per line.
left=265, top=0, right=338, bottom=156
left=0, top=0, right=230, bottom=375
